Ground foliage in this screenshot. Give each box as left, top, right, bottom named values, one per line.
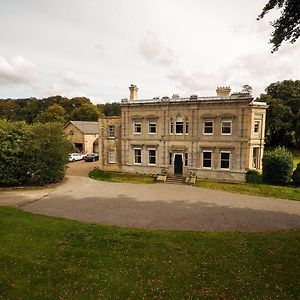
left=0, top=120, right=71, bottom=186
left=296, top=110, right=300, bottom=147
left=34, top=104, right=66, bottom=124
left=246, top=169, right=262, bottom=184
left=1, top=207, right=300, bottom=299
left=89, top=169, right=155, bottom=184
left=259, top=80, right=300, bottom=148
left=292, top=163, right=300, bottom=186
left=98, top=102, right=121, bottom=116
left=262, top=147, right=293, bottom=185
left=70, top=103, right=102, bottom=121
left=241, top=84, right=253, bottom=95
left=195, top=179, right=300, bottom=201
left=258, top=0, right=300, bottom=52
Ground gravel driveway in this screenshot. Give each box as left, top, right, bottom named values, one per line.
left=2, top=175, right=298, bottom=232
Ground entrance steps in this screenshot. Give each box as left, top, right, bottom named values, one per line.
left=165, top=176, right=186, bottom=185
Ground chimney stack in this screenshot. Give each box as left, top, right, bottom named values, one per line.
left=129, top=84, right=138, bottom=101
left=216, top=86, right=231, bottom=97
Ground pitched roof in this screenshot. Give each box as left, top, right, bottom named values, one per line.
left=66, top=121, right=99, bottom=134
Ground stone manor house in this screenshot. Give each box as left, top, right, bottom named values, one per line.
left=98, top=85, right=267, bottom=182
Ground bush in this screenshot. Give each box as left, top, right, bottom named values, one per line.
left=0, top=120, right=72, bottom=186
left=262, top=147, right=293, bottom=185
left=246, top=169, right=262, bottom=184
left=292, top=163, right=300, bottom=186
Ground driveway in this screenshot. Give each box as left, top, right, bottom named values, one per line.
left=1, top=175, right=300, bottom=232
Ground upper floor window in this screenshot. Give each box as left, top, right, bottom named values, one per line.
left=175, top=116, right=184, bottom=134
left=185, top=122, right=189, bottom=134
left=108, top=149, right=116, bottom=164
left=108, top=125, right=115, bottom=138
left=133, top=121, right=142, bottom=134
left=148, top=149, right=156, bottom=165
left=254, top=120, right=260, bottom=134
left=204, top=120, right=213, bottom=135
left=134, top=148, right=142, bottom=164
left=170, top=121, right=174, bottom=134
left=148, top=121, right=157, bottom=134
left=220, top=151, right=230, bottom=169
left=221, top=120, right=232, bottom=135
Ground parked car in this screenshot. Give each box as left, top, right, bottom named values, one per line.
left=69, top=153, right=85, bottom=162
left=84, top=153, right=99, bottom=162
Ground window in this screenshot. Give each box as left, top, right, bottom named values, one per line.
left=221, top=120, right=232, bottom=135
left=185, top=153, right=188, bottom=166
left=220, top=152, right=230, bottom=169
left=169, top=153, right=172, bottom=165
left=69, top=130, right=74, bottom=136
left=148, top=149, right=156, bottom=165
left=203, top=151, right=212, bottom=168
left=204, top=120, right=213, bottom=135
left=185, top=122, right=189, bottom=134
left=175, top=116, right=184, bottom=134
left=108, top=149, right=116, bottom=163
left=170, top=121, right=174, bottom=134
left=133, top=121, right=142, bottom=134
left=134, top=148, right=142, bottom=164
left=148, top=121, right=156, bottom=134
left=108, top=125, right=115, bottom=138
left=254, top=120, right=260, bottom=134
left=253, top=147, right=260, bottom=169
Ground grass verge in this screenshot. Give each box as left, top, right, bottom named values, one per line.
left=0, top=207, right=299, bottom=299
left=89, top=168, right=156, bottom=184
left=195, top=180, right=300, bottom=201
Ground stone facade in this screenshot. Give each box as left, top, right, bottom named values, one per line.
left=99, top=86, right=268, bottom=182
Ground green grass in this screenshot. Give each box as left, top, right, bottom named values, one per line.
left=0, top=207, right=299, bottom=299
left=293, top=157, right=300, bottom=169
left=195, top=180, right=300, bottom=201
left=89, top=168, right=156, bottom=184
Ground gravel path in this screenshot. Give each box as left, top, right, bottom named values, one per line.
left=13, top=176, right=300, bottom=232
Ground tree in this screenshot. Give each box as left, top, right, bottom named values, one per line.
left=295, top=110, right=300, bottom=147
left=241, top=85, right=253, bottom=95
left=70, top=103, right=102, bottom=121
left=258, top=0, right=300, bottom=52
left=98, top=102, right=121, bottom=116
left=34, top=104, right=66, bottom=124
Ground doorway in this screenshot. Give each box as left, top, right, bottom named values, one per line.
left=174, top=154, right=183, bottom=175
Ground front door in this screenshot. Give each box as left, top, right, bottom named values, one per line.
left=174, top=154, right=183, bottom=175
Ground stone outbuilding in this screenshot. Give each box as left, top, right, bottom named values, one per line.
left=64, top=121, right=99, bottom=154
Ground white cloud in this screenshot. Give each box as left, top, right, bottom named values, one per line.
left=62, top=72, right=87, bottom=87
left=0, top=56, right=38, bottom=86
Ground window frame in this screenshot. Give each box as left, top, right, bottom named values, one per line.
left=202, top=150, right=212, bottom=169
left=133, top=121, right=142, bottom=135
left=148, top=121, right=157, bottom=135
left=252, top=147, right=260, bottom=169
left=220, top=151, right=231, bottom=170
left=148, top=148, right=156, bottom=165
left=221, top=120, right=232, bottom=136
left=203, top=120, right=213, bottom=135
left=108, top=125, right=115, bottom=139
left=108, top=149, right=116, bottom=164
left=254, top=120, right=260, bottom=134
left=133, top=148, right=142, bottom=165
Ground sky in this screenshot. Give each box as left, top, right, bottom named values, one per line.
left=0, top=0, right=299, bottom=103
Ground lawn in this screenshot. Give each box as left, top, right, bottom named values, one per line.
left=195, top=180, right=300, bottom=201
left=0, top=207, right=299, bottom=299
left=89, top=168, right=156, bottom=184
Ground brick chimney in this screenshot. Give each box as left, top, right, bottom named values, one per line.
left=129, top=84, right=138, bottom=101
left=216, top=86, right=231, bottom=97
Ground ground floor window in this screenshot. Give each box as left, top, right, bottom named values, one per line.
left=108, top=149, right=116, bottom=164
left=169, top=153, right=172, bottom=165
left=203, top=151, right=212, bottom=168
left=134, top=148, right=142, bottom=164
left=252, top=147, right=260, bottom=169
left=185, top=153, right=188, bottom=166
left=148, top=149, right=156, bottom=165
left=220, top=152, right=230, bottom=169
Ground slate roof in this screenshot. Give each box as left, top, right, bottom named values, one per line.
left=66, top=121, right=99, bottom=134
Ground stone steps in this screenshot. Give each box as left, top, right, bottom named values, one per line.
left=165, top=176, right=186, bottom=185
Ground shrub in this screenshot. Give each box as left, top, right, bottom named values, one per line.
left=292, top=163, right=300, bottom=186
left=0, top=120, right=72, bottom=186
left=262, top=147, right=293, bottom=185
left=246, top=169, right=262, bottom=184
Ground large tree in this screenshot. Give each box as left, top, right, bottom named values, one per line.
left=70, top=103, right=102, bottom=121
left=258, top=0, right=300, bottom=52
left=34, top=104, right=66, bottom=124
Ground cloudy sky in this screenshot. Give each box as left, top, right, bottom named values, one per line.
left=0, top=0, right=299, bottom=103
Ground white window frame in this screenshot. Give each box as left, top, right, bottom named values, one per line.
left=221, top=120, right=232, bottom=136
left=203, top=120, right=213, bottom=135
left=148, top=121, right=157, bottom=135
left=254, top=120, right=260, bottom=134
left=148, top=148, right=156, bottom=165
left=175, top=116, right=184, bottom=135
left=108, top=125, right=115, bottom=139
left=202, top=150, right=212, bottom=169
left=133, top=148, right=142, bottom=165
left=220, top=151, right=231, bottom=170
left=108, top=149, right=116, bottom=164
left=133, top=121, right=142, bottom=135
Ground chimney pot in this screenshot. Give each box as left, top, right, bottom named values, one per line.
left=129, top=84, right=138, bottom=101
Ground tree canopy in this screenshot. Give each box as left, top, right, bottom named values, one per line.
left=70, top=103, right=102, bottom=121
left=34, top=104, right=66, bottom=124
left=258, top=0, right=300, bottom=52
